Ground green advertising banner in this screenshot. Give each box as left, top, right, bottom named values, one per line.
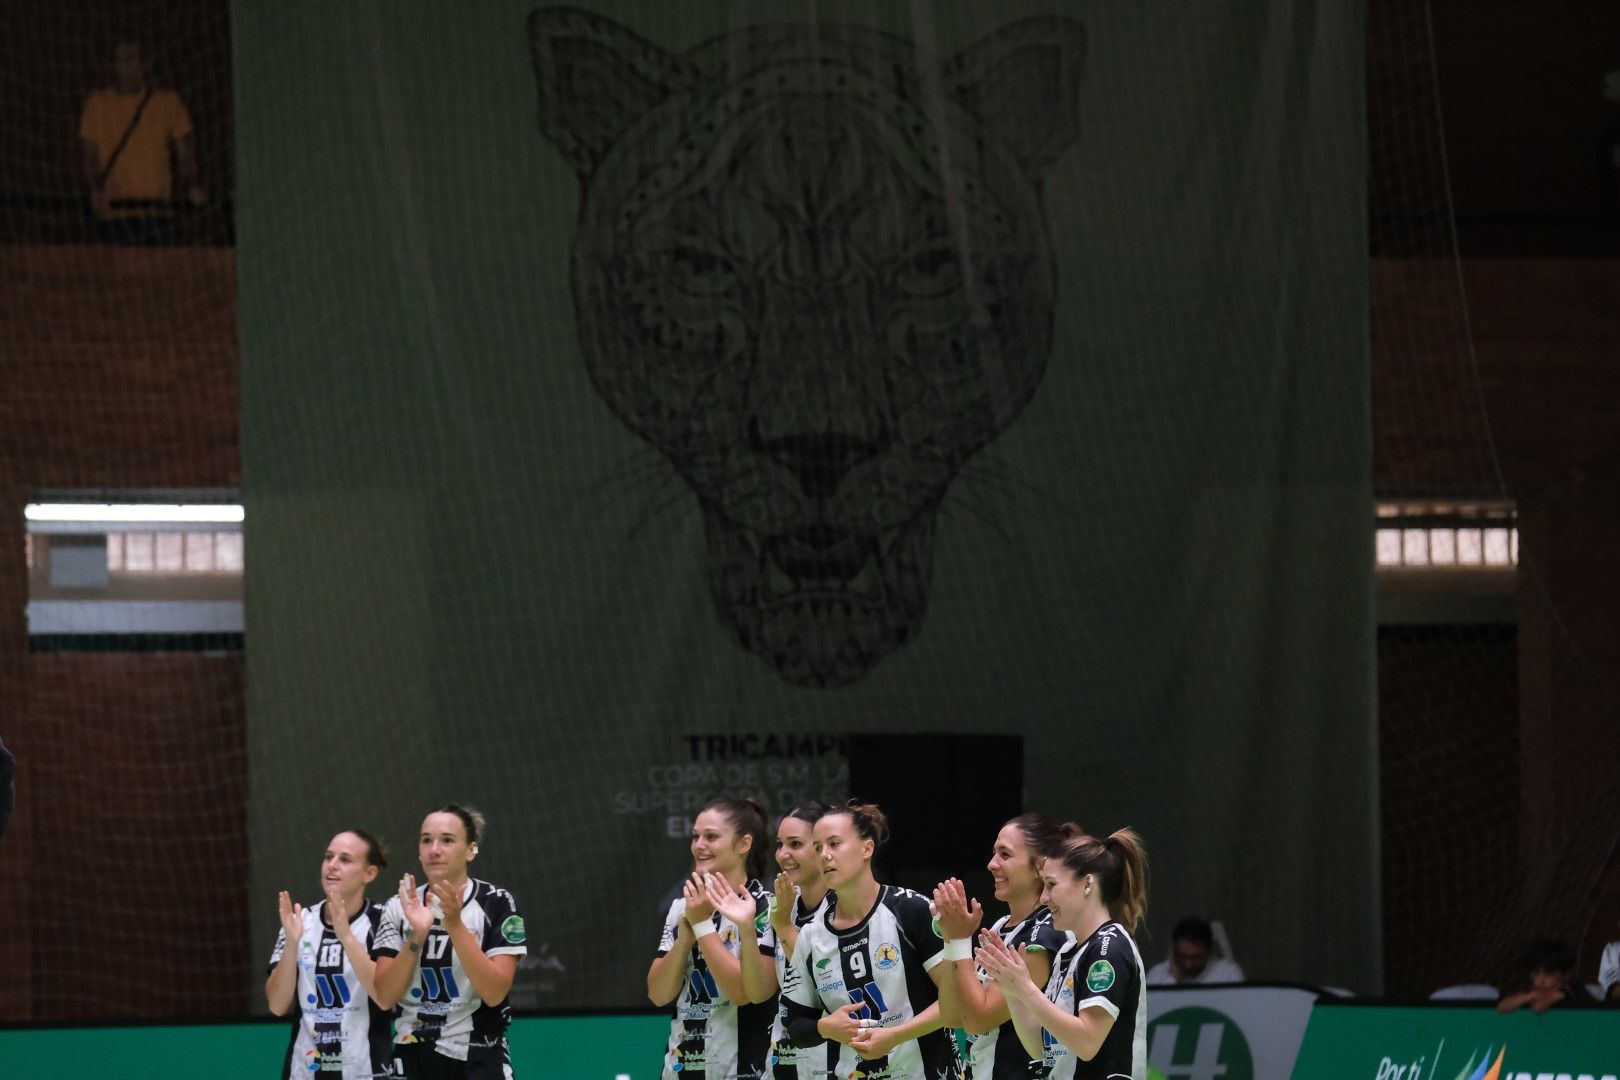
left=1146, top=985, right=1319, bottom=1080
left=235, top=0, right=1371, bottom=1008
left=1292, top=1006, right=1620, bottom=1080
left=0, top=1013, right=668, bottom=1080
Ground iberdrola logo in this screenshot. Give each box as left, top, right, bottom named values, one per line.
left=1450, top=1045, right=1507, bottom=1080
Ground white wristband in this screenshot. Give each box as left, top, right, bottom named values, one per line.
left=944, top=938, right=973, bottom=962
left=691, top=920, right=717, bottom=941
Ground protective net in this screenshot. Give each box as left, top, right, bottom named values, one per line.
left=0, top=0, right=1612, bottom=1030
left=1366, top=0, right=1620, bottom=1000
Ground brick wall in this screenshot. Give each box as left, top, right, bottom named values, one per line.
left=0, top=245, right=242, bottom=1021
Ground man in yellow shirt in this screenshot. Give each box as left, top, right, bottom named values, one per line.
left=79, top=38, right=205, bottom=244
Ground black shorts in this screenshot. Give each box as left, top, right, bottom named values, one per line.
left=392, top=1042, right=513, bottom=1080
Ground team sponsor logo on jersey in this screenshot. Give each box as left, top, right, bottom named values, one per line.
left=1085, top=959, right=1115, bottom=993
left=500, top=914, right=526, bottom=944
left=669, top=1044, right=708, bottom=1071
left=1059, top=974, right=1075, bottom=1000
left=755, top=907, right=771, bottom=935
left=815, top=957, right=835, bottom=972
left=874, top=943, right=900, bottom=971
left=721, top=924, right=738, bottom=947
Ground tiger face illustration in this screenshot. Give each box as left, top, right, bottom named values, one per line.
left=531, top=8, right=1084, bottom=687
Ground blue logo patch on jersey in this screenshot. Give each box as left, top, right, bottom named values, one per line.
left=874, top=943, right=900, bottom=971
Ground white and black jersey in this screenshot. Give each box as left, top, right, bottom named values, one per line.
left=965, top=907, right=1071, bottom=1079
left=1039, top=922, right=1145, bottom=1080
left=373, top=878, right=528, bottom=1066
left=656, top=877, right=777, bottom=1080
left=768, top=890, right=836, bottom=1080
left=781, top=885, right=961, bottom=1080
left=267, top=900, right=393, bottom=1079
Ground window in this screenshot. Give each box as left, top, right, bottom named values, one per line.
left=24, top=495, right=244, bottom=648
left=1375, top=500, right=1517, bottom=570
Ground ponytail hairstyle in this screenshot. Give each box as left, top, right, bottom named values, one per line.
left=342, top=828, right=389, bottom=870
left=702, top=796, right=771, bottom=883
left=838, top=800, right=890, bottom=849
left=782, top=800, right=831, bottom=829
left=1051, top=827, right=1149, bottom=934
left=1007, top=813, right=1070, bottom=869
left=430, top=803, right=488, bottom=853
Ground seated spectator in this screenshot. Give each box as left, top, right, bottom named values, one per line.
left=78, top=37, right=205, bottom=245
left=1598, top=918, right=1619, bottom=1005
left=1497, top=939, right=1596, bottom=1014
left=1146, top=916, right=1245, bottom=986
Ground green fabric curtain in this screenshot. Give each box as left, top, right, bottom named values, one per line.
left=237, top=0, right=1373, bottom=1007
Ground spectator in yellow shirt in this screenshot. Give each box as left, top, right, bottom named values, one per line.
left=78, top=38, right=205, bottom=244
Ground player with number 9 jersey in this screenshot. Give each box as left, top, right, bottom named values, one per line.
left=780, top=802, right=962, bottom=1080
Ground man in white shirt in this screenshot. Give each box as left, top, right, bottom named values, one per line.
left=1146, top=916, right=1245, bottom=986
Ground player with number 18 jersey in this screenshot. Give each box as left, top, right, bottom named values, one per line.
left=269, top=899, right=394, bottom=1079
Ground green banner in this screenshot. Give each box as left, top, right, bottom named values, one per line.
left=236, top=0, right=1372, bottom=1008
left=1292, top=1006, right=1620, bottom=1080
left=0, top=1014, right=667, bottom=1080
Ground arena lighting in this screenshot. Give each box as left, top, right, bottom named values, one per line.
left=24, top=502, right=244, bottom=525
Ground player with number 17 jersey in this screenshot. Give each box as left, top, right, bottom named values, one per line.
left=373, top=877, right=528, bottom=1070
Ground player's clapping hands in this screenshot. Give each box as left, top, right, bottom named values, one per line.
left=931, top=877, right=983, bottom=940
left=400, top=873, right=434, bottom=938
left=430, top=879, right=466, bottom=931
left=975, top=930, right=1037, bottom=1002
left=770, top=872, right=796, bottom=938
left=323, top=880, right=356, bottom=943
left=277, top=890, right=305, bottom=944
left=682, top=872, right=718, bottom=924
left=704, top=871, right=757, bottom=930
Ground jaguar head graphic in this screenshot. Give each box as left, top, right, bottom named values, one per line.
left=531, top=8, right=1084, bottom=687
